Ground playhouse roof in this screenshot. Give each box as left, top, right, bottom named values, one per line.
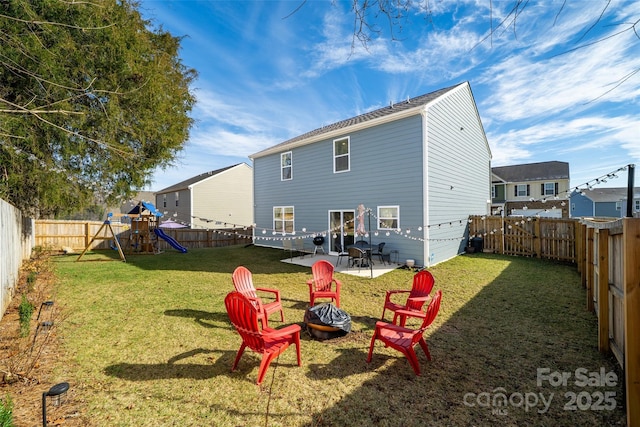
left=128, top=201, right=163, bottom=217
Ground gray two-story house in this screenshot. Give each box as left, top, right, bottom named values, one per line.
left=249, top=82, right=491, bottom=268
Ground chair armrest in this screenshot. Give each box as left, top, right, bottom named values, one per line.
left=393, top=308, right=427, bottom=321
left=384, top=289, right=409, bottom=302
left=374, top=320, right=412, bottom=334
left=333, top=279, right=341, bottom=293
left=255, top=287, right=281, bottom=300
left=406, top=295, right=431, bottom=303
left=264, top=324, right=302, bottom=337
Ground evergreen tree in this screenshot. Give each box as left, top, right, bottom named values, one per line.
left=0, top=0, right=196, bottom=218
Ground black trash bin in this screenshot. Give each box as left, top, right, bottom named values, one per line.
left=304, top=303, right=351, bottom=340
left=470, top=236, right=484, bottom=253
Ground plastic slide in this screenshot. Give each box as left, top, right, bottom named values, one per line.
left=154, top=228, right=188, bottom=253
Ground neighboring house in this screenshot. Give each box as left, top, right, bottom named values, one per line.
left=491, top=161, right=570, bottom=218
left=249, top=82, right=491, bottom=268
left=155, top=163, right=253, bottom=229
left=570, top=187, right=640, bottom=218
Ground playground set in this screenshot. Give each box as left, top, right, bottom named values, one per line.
left=77, top=201, right=187, bottom=262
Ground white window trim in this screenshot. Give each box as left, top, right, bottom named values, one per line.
left=273, top=206, right=294, bottom=234
left=516, top=184, right=528, bottom=197
left=281, top=151, right=292, bottom=181
left=333, top=137, right=350, bottom=173
left=543, top=182, right=555, bottom=196
left=377, top=205, right=399, bottom=230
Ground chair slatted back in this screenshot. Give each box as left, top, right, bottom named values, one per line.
left=419, top=289, right=442, bottom=331
left=406, top=270, right=435, bottom=311
left=232, top=266, right=258, bottom=299
left=225, top=292, right=265, bottom=353
left=311, top=260, right=334, bottom=292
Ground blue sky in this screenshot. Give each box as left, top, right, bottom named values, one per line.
left=139, top=1, right=640, bottom=192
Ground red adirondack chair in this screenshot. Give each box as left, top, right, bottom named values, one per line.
left=367, top=290, right=442, bottom=376
left=232, top=266, right=284, bottom=328
left=381, top=269, right=434, bottom=327
left=306, top=260, right=342, bottom=307
left=224, top=291, right=302, bottom=384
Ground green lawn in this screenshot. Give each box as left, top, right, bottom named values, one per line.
left=47, top=246, right=625, bottom=426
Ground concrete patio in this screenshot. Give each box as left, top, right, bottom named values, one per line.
left=280, top=253, right=403, bottom=278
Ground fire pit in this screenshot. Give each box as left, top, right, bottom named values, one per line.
left=304, top=303, right=351, bottom=340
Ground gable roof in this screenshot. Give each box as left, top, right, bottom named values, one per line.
left=492, top=161, right=569, bottom=183
left=156, top=163, right=242, bottom=193
left=250, top=83, right=465, bottom=159
left=577, top=187, right=640, bottom=203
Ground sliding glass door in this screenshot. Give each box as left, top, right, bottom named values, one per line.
left=329, top=210, right=355, bottom=254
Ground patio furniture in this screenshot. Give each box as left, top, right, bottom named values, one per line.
left=307, top=260, right=342, bottom=307
left=334, top=243, right=349, bottom=266
left=347, top=247, right=367, bottom=271
left=232, top=266, right=284, bottom=328
left=224, top=291, right=302, bottom=384
left=367, top=290, right=442, bottom=376
left=370, top=242, right=386, bottom=265
left=381, top=270, right=435, bottom=327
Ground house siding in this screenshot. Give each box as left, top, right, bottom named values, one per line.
left=254, top=114, right=425, bottom=262
left=570, top=193, right=595, bottom=218
left=190, top=164, right=254, bottom=229
left=424, top=84, right=491, bottom=265
left=252, top=82, right=491, bottom=268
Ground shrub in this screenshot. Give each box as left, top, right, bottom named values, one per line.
left=18, top=295, right=34, bottom=338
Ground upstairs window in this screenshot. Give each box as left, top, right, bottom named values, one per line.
left=378, top=206, right=399, bottom=230
left=333, top=137, right=350, bottom=173
left=281, top=152, right=292, bottom=181
left=163, top=194, right=167, bottom=208
left=515, top=184, right=530, bottom=197
left=635, top=200, right=640, bottom=211
left=273, top=206, right=294, bottom=233
left=175, top=192, right=179, bottom=207
left=491, top=185, right=496, bottom=199
left=543, top=182, right=558, bottom=196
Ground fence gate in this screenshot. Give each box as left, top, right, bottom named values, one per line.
left=469, top=216, right=577, bottom=262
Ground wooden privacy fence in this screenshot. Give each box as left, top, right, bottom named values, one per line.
left=579, top=218, right=640, bottom=426
left=35, top=220, right=253, bottom=252
left=468, top=215, right=577, bottom=262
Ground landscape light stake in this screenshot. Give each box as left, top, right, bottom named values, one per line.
left=42, top=382, right=69, bottom=427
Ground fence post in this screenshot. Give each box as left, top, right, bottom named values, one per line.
left=597, top=228, right=609, bottom=353
left=533, top=218, right=541, bottom=258
left=623, top=218, right=640, bottom=426
left=586, top=227, right=594, bottom=310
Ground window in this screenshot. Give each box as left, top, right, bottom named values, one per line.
left=175, top=192, right=179, bottom=207
left=543, top=182, right=557, bottom=196
left=273, top=206, right=294, bottom=233
left=491, top=185, right=496, bottom=199
left=281, top=152, right=292, bottom=180
left=635, top=200, right=640, bottom=211
left=377, top=206, right=399, bottom=230
left=515, top=184, right=529, bottom=197
left=163, top=194, right=167, bottom=208
left=616, top=201, right=621, bottom=211
left=333, top=137, right=350, bottom=173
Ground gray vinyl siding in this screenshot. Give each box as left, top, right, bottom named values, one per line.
left=424, top=84, right=491, bottom=265
left=254, top=114, right=425, bottom=261
left=570, top=193, right=595, bottom=217
left=253, top=82, right=491, bottom=267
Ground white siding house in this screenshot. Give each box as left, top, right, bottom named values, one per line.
left=250, top=82, right=491, bottom=268
left=155, top=163, right=253, bottom=229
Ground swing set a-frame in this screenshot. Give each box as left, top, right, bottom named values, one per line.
left=76, top=213, right=127, bottom=262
